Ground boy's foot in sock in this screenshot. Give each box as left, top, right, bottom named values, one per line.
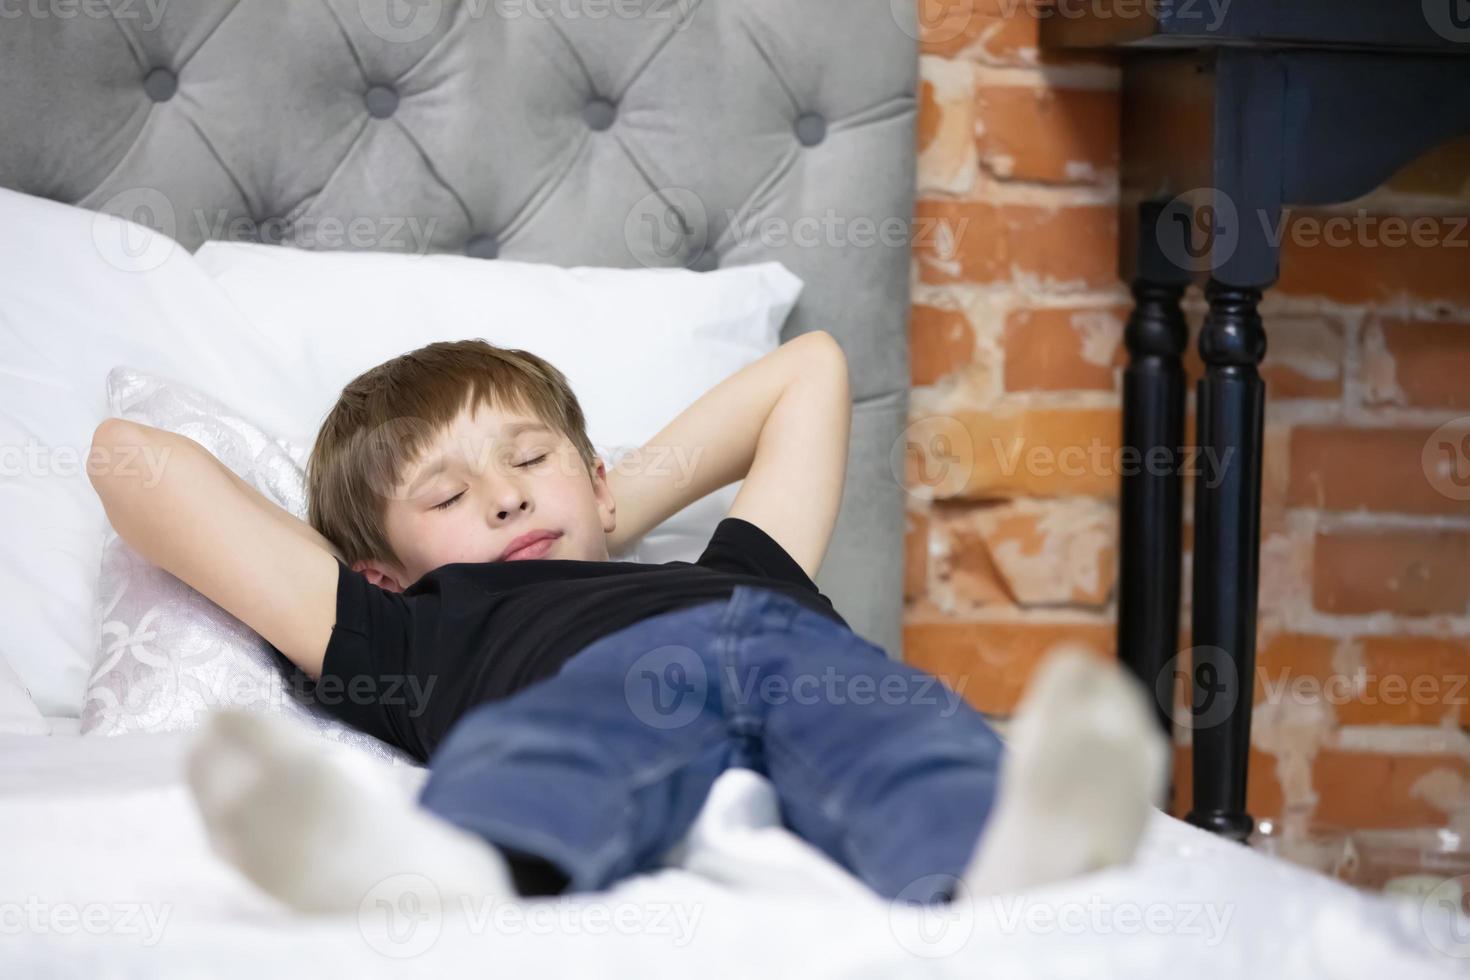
left=185, top=708, right=514, bottom=914
left=961, top=646, right=1170, bottom=897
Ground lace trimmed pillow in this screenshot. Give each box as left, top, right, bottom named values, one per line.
left=80, top=367, right=416, bottom=767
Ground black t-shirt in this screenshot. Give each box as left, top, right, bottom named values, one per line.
left=283, top=517, right=849, bottom=763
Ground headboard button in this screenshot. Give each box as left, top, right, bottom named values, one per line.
left=143, top=68, right=178, bottom=103
left=794, top=111, right=826, bottom=147
left=365, top=85, right=400, bottom=119
left=465, top=234, right=499, bottom=259
left=583, top=98, right=616, bottom=131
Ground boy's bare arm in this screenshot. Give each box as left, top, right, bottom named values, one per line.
left=606, top=330, right=850, bottom=579
left=88, top=419, right=342, bottom=680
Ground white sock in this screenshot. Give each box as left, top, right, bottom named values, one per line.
left=961, top=646, right=1170, bottom=897
left=185, top=708, right=514, bottom=914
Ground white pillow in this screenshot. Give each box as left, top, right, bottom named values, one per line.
left=80, top=367, right=416, bottom=766
left=0, top=654, right=50, bottom=736
left=0, top=190, right=303, bottom=717
left=0, top=189, right=796, bottom=719
left=192, top=241, right=801, bottom=563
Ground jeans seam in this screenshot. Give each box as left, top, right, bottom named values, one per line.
left=716, top=593, right=760, bottom=735
left=759, top=727, right=847, bottom=827
left=622, top=717, right=729, bottom=785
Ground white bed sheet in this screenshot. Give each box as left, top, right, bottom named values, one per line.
left=2, top=727, right=1463, bottom=979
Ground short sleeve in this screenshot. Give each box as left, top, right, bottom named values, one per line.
left=696, top=517, right=823, bottom=594
left=292, top=559, right=442, bottom=761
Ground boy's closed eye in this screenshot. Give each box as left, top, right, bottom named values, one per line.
left=431, top=453, right=550, bottom=511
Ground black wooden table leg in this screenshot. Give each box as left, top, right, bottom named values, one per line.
left=1185, top=279, right=1267, bottom=843
left=1117, top=276, right=1187, bottom=788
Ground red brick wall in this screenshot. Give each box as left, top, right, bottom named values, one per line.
left=904, top=0, right=1470, bottom=833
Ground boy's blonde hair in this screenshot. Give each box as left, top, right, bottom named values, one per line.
left=307, top=339, right=598, bottom=569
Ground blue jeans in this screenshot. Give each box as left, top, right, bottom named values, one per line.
left=416, top=585, right=1006, bottom=901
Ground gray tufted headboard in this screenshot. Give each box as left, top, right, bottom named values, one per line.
left=0, top=0, right=917, bottom=656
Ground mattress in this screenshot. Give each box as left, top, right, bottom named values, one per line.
left=1, top=726, right=1462, bottom=979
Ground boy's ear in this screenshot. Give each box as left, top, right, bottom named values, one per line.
left=352, top=558, right=407, bottom=593
left=592, top=454, right=616, bottom=534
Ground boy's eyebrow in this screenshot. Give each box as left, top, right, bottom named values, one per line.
left=402, top=421, right=553, bottom=495
left=502, top=421, right=552, bottom=438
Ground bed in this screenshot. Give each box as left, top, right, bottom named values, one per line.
left=0, top=1, right=1464, bottom=976
left=3, top=723, right=1462, bottom=977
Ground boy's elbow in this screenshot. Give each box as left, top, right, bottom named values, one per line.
left=91, top=417, right=133, bottom=445
left=795, top=330, right=848, bottom=383
left=88, top=418, right=155, bottom=492
left=89, top=418, right=124, bottom=485
left=801, top=329, right=844, bottom=361
left=806, top=331, right=849, bottom=398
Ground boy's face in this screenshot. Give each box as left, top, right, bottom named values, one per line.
left=352, top=401, right=617, bottom=593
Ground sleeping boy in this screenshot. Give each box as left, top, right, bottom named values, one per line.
left=87, top=333, right=1167, bottom=910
